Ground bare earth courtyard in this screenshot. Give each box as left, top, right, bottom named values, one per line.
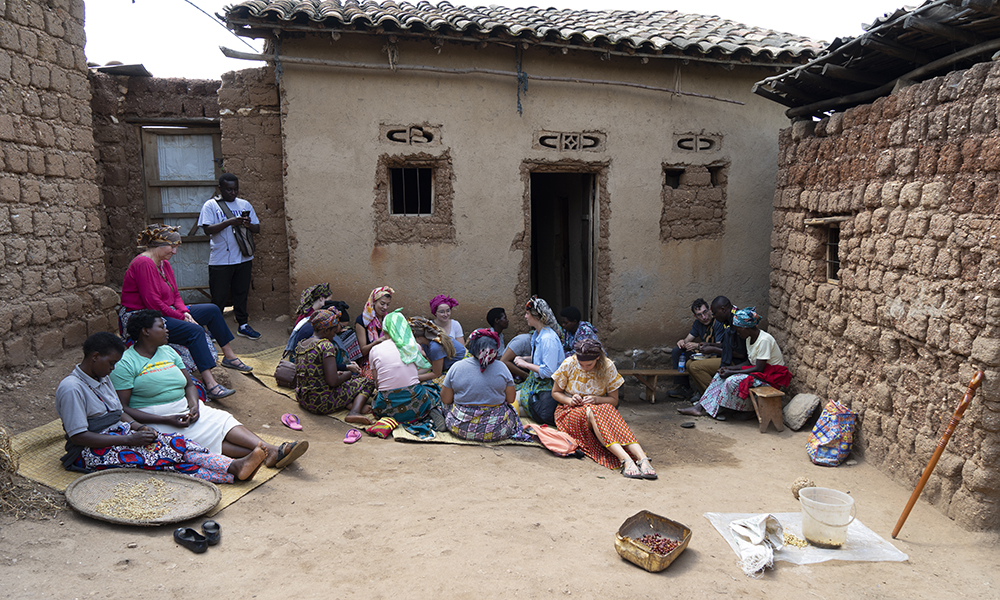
left=0, top=319, right=997, bottom=600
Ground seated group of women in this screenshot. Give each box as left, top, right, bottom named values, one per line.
left=288, top=287, right=656, bottom=480
left=55, top=311, right=308, bottom=484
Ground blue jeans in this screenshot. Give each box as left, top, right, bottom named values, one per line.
left=164, top=304, right=235, bottom=373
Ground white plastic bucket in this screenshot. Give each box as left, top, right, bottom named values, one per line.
left=799, top=487, right=856, bottom=548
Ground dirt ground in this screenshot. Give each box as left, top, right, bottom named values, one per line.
left=1, top=317, right=998, bottom=600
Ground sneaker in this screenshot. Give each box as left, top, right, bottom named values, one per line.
left=237, top=324, right=261, bottom=340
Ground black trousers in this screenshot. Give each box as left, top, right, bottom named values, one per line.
left=209, top=260, right=253, bottom=326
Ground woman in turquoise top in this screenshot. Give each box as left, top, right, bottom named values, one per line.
left=112, top=310, right=308, bottom=469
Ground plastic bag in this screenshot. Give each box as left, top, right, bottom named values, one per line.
left=806, top=400, right=855, bottom=466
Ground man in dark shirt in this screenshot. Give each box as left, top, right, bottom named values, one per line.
left=668, top=298, right=726, bottom=399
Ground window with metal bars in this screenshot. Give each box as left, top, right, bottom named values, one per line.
left=389, top=167, right=433, bottom=215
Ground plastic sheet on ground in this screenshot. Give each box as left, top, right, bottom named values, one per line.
left=705, top=512, right=908, bottom=565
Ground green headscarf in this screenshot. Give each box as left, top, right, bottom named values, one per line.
left=382, top=309, right=431, bottom=370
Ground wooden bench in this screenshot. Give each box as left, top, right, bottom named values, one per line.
left=618, top=369, right=688, bottom=404
left=749, top=386, right=786, bottom=433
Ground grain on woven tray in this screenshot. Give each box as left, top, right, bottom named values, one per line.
left=94, top=477, right=177, bottom=521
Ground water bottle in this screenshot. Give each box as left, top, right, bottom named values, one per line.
left=678, top=353, right=686, bottom=373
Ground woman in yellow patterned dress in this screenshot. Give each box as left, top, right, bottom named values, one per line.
left=551, top=338, right=657, bottom=479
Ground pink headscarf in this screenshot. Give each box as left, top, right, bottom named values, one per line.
left=429, top=294, right=458, bottom=316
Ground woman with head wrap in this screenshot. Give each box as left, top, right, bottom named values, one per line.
left=558, top=306, right=599, bottom=356
left=294, top=308, right=375, bottom=423
left=430, top=294, right=464, bottom=345
left=365, top=310, right=442, bottom=439
left=439, top=329, right=532, bottom=442
left=354, top=286, right=394, bottom=366
left=512, top=296, right=566, bottom=426
left=552, top=338, right=656, bottom=479
left=119, top=224, right=252, bottom=401
left=679, top=307, right=791, bottom=420
left=408, top=316, right=467, bottom=382
left=294, top=283, right=333, bottom=325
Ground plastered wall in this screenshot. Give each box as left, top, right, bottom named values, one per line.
left=276, top=35, right=789, bottom=342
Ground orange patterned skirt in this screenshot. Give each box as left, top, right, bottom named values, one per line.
left=554, top=403, right=637, bottom=470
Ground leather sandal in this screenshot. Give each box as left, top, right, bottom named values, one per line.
left=207, top=384, right=235, bottom=400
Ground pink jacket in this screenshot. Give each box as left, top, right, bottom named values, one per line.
left=120, top=255, right=189, bottom=320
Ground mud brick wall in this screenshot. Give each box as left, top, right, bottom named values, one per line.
left=90, top=73, right=221, bottom=285
left=771, top=60, right=1000, bottom=530
left=0, top=0, right=118, bottom=367
left=660, top=163, right=728, bottom=241
left=218, top=66, right=289, bottom=315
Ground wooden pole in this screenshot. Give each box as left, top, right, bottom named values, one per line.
left=892, top=370, right=984, bottom=538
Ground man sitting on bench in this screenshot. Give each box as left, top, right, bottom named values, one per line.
left=667, top=298, right=725, bottom=401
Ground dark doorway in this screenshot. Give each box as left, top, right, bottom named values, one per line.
left=530, top=172, right=595, bottom=320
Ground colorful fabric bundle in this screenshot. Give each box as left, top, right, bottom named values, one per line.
left=806, top=400, right=856, bottom=466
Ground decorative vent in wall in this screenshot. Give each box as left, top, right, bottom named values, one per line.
left=534, top=131, right=606, bottom=152
left=380, top=124, right=442, bottom=146
left=673, top=133, right=721, bottom=153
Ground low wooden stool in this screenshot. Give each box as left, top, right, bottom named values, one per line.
left=617, top=369, right=688, bottom=404
left=749, top=386, right=785, bottom=433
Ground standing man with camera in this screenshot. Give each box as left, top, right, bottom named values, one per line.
left=199, top=173, right=262, bottom=339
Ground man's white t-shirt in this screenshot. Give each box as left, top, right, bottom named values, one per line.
left=198, top=195, right=259, bottom=266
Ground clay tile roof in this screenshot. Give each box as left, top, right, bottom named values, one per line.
left=226, top=0, right=822, bottom=63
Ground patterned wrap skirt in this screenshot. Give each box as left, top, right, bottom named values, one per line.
left=554, top=404, right=638, bottom=470
left=698, top=373, right=759, bottom=417
left=373, top=382, right=441, bottom=439
left=74, top=422, right=234, bottom=483
left=297, top=375, right=375, bottom=415
left=445, top=403, right=533, bottom=443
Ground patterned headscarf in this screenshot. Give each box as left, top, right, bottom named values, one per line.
left=574, top=338, right=604, bottom=362
left=408, top=316, right=455, bottom=358
left=297, top=283, right=332, bottom=316
left=382, top=309, right=430, bottom=369
left=467, top=328, right=500, bottom=372
left=309, top=308, right=340, bottom=332
left=362, top=286, right=394, bottom=342
left=430, top=294, right=458, bottom=316
left=524, top=296, right=564, bottom=342
left=732, top=306, right=762, bottom=328
left=137, top=224, right=181, bottom=248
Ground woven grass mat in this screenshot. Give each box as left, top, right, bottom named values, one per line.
left=239, top=346, right=295, bottom=400
left=11, top=419, right=292, bottom=518
left=328, top=409, right=542, bottom=448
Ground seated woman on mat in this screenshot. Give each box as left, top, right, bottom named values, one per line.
left=355, top=286, right=394, bottom=376
left=120, top=224, right=252, bottom=401
left=678, top=307, right=791, bottom=421
left=284, top=297, right=351, bottom=360
left=551, top=338, right=656, bottom=479
left=111, top=309, right=308, bottom=469
left=294, top=283, right=332, bottom=325
left=513, top=296, right=566, bottom=426
left=365, top=310, right=441, bottom=440
left=501, top=332, right=532, bottom=383
left=558, top=306, right=599, bottom=356
left=55, top=332, right=265, bottom=483
left=430, top=294, right=465, bottom=345
left=294, top=308, right=375, bottom=424
left=408, top=316, right=467, bottom=382
left=441, top=329, right=532, bottom=442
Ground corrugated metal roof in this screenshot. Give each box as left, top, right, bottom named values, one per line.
left=225, top=0, right=822, bottom=64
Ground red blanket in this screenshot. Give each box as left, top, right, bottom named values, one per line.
left=737, top=364, right=792, bottom=399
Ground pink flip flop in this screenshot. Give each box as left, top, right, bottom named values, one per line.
left=344, top=429, right=362, bottom=444
left=281, top=413, right=303, bottom=431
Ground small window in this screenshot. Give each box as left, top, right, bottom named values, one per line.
left=826, top=224, right=840, bottom=282
left=390, top=167, right=433, bottom=215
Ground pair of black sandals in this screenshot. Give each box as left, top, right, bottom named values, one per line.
left=174, top=520, right=221, bottom=553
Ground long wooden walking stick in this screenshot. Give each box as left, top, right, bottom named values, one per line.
left=892, top=370, right=984, bottom=538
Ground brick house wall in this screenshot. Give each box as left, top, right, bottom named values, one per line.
left=218, top=66, right=289, bottom=315
left=0, top=0, right=118, bottom=368
left=770, top=60, right=1000, bottom=530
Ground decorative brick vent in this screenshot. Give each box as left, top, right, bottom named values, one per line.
left=533, top=131, right=606, bottom=152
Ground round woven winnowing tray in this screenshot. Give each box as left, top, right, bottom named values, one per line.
left=65, top=470, right=221, bottom=526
